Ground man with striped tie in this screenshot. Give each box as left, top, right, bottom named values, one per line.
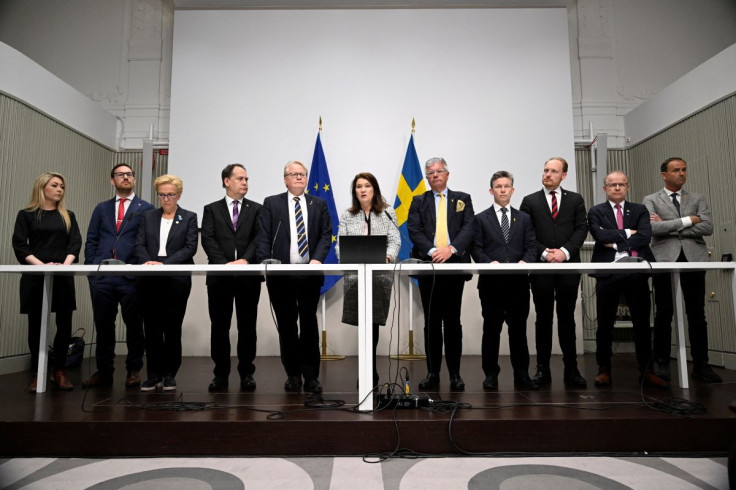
left=256, top=161, right=333, bottom=394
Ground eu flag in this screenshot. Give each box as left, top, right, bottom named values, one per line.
left=393, top=134, right=426, bottom=261
left=307, top=132, right=341, bottom=294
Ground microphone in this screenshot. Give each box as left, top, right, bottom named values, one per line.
left=103, top=201, right=143, bottom=266
left=384, top=210, right=424, bottom=264
left=262, top=220, right=282, bottom=265
left=599, top=208, right=645, bottom=263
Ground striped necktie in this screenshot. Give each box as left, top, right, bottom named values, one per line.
left=294, top=197, right=308, bottom=258
left=550, top=190, right=558, bottom=220
left=501, top=207, right=510, bottom=243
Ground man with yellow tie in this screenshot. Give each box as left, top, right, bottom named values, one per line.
left=408, top=157, right=476, bottom=391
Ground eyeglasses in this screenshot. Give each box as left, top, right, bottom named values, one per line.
left=426, top=170, right=447, bottom=177
left=157, top=193, right=178, bottom=199
left=605, top=183, right=629, bottom=188
left=285, top=172, right=307, bottom=179
left=114, top=172, right=135, bottom=179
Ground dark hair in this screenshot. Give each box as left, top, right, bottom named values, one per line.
left=490, top=170, right=514, bottom=187
left=348, top=172, right=388, bottom=214
left=110, top=163, right=134, bottom=178
left=661, top=157, right=685, bottom=173
left=221, top=163, right=246, bottom=188
left=545, top=156, right=568, bottom=173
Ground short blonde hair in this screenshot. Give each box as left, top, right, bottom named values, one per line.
left=154, top=174, right=183, bottom=194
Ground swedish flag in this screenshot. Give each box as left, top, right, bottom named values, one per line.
left=307, top=132, right=341, bottom=294
left=393, top=134, right=426, bottom=261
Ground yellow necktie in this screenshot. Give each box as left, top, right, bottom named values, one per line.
left=436, top=193, right=449, bottom=248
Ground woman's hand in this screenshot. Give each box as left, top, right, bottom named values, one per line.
left=143, top=261, right=164, bottom=265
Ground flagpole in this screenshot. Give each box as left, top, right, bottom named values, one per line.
left=391, top=118, right=426, bottom=361
left=314, top=116, right=345, bottom=361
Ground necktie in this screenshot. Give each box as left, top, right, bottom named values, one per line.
left=294, top=197, right=308, bottom=258
left=501, top=207, right=510, bottom=243
left=116, top=197, right=127, bottom=232
left=672, top=192, right=681, bottom=217
left=436, top=193, right=449, bottom=248
left=550, top=190, right=558, bottom=220
left=615, top=203, right=637, bottom=257
left=232, top=200, right=239, bottom=231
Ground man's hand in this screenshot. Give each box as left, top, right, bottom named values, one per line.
left=650, top=212, right=662, bottom=222
left=431, top=246, right=454, bottom=263
left=545, top=248, right=566, bottom=263
left=227, top=259, right=249, bottom=265
left=690, top=215, right=702, bottom=224
left=309, top=259, right=322, bottom=265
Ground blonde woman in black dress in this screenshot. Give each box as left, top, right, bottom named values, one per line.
left=12, top=172, right=82, bottom=393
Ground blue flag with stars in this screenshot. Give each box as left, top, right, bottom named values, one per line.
left=307, top=132, right=341, bottom=295
left=393, top=134, right=426, bottom=261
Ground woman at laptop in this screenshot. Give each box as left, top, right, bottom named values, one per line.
left=336, top=172, right=401, bottom=387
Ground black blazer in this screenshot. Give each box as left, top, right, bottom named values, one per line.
left=588, top=201, right=654, bottom=264
left=471, top=205, right=537, bottom=289
left=519, top=188, right=587, bottom=263
left=255, top=192, right=332, bottom=264
left=201, top=197, right=262, bottom=285
left=407, top=189, right=475, bottom=263
left=135, top=206, right=198, bottom=268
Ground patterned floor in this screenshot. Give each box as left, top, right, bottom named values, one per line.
left=0, top=455, right=728, bottom=489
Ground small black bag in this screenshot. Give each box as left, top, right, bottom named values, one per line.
left=49, top=328, right=86, bottom=369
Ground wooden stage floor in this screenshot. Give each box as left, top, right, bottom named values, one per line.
left=2, top=354, right=735, bottom=457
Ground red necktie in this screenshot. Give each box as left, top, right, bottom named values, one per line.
left=550, top=190, right=558, bottom=220
left=116, top=198, right=127, bottom=232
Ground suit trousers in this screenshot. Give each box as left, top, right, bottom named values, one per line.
left=140, top=274, right=191, bottom=379
left=529, top=273, right=580, bottom=370
left=418, top=275, right=465, bottom=376
left=652, top=251, right=709, bottom=364
left=595, top=274, right=653, bottom=373
left=208, top=276, right=262, bottom=379
left=89, top=276, right=145, bottom=375
left=266, top=274, right=322, bottom=379
left=479, top=276, right=531, bottom=377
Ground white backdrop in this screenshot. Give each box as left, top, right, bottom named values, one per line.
left=167, top=7, right=580, bottom=362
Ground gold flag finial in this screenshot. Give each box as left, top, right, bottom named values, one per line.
left=411, top=117, right=416, bottom=133
left=319, top=116, right=322, bottom=132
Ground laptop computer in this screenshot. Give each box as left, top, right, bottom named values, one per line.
left=339, top=235, right=388, bottom=264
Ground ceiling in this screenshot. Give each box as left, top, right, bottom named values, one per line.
left=173, top=0, right=567, bottom=9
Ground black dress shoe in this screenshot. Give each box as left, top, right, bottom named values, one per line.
left=449, top=374, right=465, bottom=391
left=692, top=363, right=723, bottom=383
left=482, top=375, right=498, bottom=391
left=208, top=377, right=228, bottom=392
left=284, top=375, right=302, bottom=392
left=418, top=373, right=440, bottom=390
left=304, top=377, right=323, bottom=394
left=563, top=369, right=588, bottom=388
left=653, top=358, right=671, bottom=381
left=532, top=364, right=552, bottom=386
left=513, top=374, right=539, bottom=390
left=240, top=375, right=256, bottom=391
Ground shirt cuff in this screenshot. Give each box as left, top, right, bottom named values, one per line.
left=560, top=247, right=571, bottom=261
left=681, top=216, right=693, bottom=229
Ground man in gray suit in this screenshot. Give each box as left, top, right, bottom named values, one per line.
left=643, top=157, right=722, bottom=383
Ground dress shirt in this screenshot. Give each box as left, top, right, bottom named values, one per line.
left=116, top=192, right=135, bottom=223
left=494, top=204, right=510, bottom=228
left=288, top=191, right=309, bottom=264
left=607, top=200, right=632, bottom=262
left=158, top=217, right=173, bottom=257
left=663, top=188, right=693, bottom=229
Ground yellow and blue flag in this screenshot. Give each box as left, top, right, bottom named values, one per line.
left=393, top=134, right=426, bottom=261
left=307, top=132, right=341, bottom=294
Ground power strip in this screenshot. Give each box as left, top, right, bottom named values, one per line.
left=377, top=393, right=432, bottom=409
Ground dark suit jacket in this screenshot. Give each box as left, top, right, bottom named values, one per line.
left=588, top=201, right=654, bottom=264
left=519, top=188, right=587, bottom=263
left=407, top=189, right=475, bottom=263
left=471, top=205, right=537, bottom=289
left=135, top=206, right=198, bottom=269
left=255, top=192, right=332, bottom=265
left=85, top=195, right=154, bottom=265
left=201, top=197, right=262, bottom=285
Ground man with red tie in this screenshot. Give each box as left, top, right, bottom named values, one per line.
left=83, top=164, right=154, bottom=388
left=588, top=171, right=667, bottom=388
